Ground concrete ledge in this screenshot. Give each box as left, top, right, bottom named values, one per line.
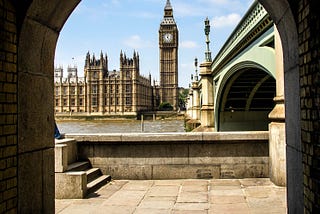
left=65, top=131, right=268, bottom=143
left=68, top=131, right=269, bottom=179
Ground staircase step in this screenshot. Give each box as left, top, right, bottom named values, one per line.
left=87, top=175, right=111, bottom=194
left=86, top=168, right=102, bottom=183
left=67, top=161, right=90, bottom=172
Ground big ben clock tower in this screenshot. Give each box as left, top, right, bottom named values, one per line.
left=159, top=0, right=179, bottom=110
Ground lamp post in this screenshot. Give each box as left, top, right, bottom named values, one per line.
left=204, top=17, right=212, bottom=62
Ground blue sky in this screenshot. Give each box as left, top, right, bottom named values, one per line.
left=55, top=0, right=253, bottom=87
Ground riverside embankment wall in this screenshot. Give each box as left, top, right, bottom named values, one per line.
left=65, top=132, right=269, bottom=179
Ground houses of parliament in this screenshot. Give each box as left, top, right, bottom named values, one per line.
left=54, top=0, right=179, bottom=116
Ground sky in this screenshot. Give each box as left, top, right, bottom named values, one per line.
left=55, top=0, right=254, bottom=88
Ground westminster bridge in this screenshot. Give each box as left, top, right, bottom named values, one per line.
left=185, top=0, right=287, bottom=198
left=186, top=1, right=282, bottom=133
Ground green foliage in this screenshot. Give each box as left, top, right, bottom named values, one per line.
left=159, top=102, right=173, bottom=111
left=179, top=88, right=189, bottom=110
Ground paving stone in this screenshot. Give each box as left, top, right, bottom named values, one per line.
left=134, top=208, right=172, bottom=214
left=87, top=180, right=128, bottom=199
left=209, top=203, right=249, bottom=214
left=144, top=196, right=177, bottom=201
left=154, top=180, right=182, bottom=186
left=239, top=178, right=272, bottom=187
left=182, top=179, right=209, bottom=186
left=177, top=192, right=208, bottom=203
left=138, top=199, right=175, bottom=209
left=174, top=202, right=209, bottom=211
left=181, top=184, right=208, bottom=192
left=243, top=186, right=274, bottom=198
left=210, top=195, right=246, bottom=204
left=210, top=185, right=242, bottom=190
left=55, top=178, right=287, bottom=214
left=210, top=188, right=244, bottom=196
left=249, top=206, right=287, bottom=214
left=210, top=179, right=241, bottom=186
left=93, top=205, right=136, bottom=214
left=147, top=185, right=180, bottom=197
left=246, top=196, right=286, bottom=209
left=103, top=190, right=146, bottom=206
left=122, top=180, right=154, bottom=191
left=172, top=210, right=208, bottom=214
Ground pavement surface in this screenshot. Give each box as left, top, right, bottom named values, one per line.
left=55, top=178, right=286, bottom=214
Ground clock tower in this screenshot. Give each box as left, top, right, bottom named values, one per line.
left=159, top=0, right=179, bottom=110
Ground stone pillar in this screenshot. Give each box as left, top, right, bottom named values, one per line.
left=192, top=81, right=200, bottom=120
left=268, top=25, right=286, bottom=186
left=199, top=61, right=214, bottom=128
left=187, top=89, right=193, bottom=118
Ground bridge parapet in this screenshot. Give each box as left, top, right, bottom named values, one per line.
left=211, top=1, right=271, bottom=73
left=65, top=132, right=269, bottom=180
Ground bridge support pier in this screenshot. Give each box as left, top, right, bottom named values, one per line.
left=200, top=61, right=215, bottom=129
left=192, top=81, right=200, bottom=121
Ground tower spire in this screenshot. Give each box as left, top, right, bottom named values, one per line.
left=163, top=0, right=174, bottom=19
left=165, top=0, right=172, bottom=10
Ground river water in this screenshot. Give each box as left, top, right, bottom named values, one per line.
left=56, top=119, right=186, bottom=134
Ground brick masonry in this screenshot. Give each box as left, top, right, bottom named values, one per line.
left=298, top=0, right=320, bottom=213
left=0, top=0, right=18, bottom=213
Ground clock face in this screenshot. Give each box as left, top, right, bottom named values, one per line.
left=163, top=33, right=173, bottom=43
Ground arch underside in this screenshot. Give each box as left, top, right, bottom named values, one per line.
left=218, top=68, right=276, bottom=131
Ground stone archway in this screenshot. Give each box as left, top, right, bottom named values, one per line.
left=16, top=0, right=302, bottom=212
left=17, top=1, right=81, bottom=212
left=258, top=0, right=302, bottom=212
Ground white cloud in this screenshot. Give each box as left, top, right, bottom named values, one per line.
left=180, top=41, right=198, bottom=49
left=123, top=35, right=153, bottom=49
left=174, top=2, right=203, bottom=17
left=212, top=13, right=241, bottom=28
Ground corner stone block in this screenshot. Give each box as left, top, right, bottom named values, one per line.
left=55, top=172, right=87, bottom=199
left=54, top=144, right=68, bottom=173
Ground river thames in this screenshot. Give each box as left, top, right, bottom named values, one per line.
left=56, top=119, right=185, bottom=134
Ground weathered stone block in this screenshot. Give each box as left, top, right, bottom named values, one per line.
left=55, top=172, right=87, bottom=199
left=54, top=144, right=67, bottom=173
left=152, top=164, right=220, bottom=179
left=102, top=165, right=152, bottom=180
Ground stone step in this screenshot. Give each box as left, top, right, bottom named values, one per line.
left=87, top=175, right=111, bottom=194
left=67, top=161, right=90, bottom=172
left=86, top=168, right=102, bottom=183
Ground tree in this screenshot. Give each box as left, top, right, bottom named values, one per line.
left=179, top=88, right=189, bottom=110
left=159, top=102, right=173, bottom=111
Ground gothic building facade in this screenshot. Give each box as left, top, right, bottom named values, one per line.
left=54, top=0, right=179, bottom=116
left=54, top=51, right=153, bottom=116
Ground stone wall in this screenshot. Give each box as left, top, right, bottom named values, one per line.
left=298, top=0, right=320, bottom=213
left=0, top=1, right=18, bottom=212
left=67, top=132, right=269, bottom=180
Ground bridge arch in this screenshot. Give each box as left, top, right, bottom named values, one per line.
left=214, top=61, right=276, bottom=131
left=9, top=0, right=303, bottom=212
